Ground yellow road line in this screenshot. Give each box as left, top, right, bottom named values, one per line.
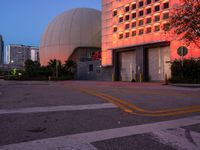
left=79, top=88, right=200, bottom=116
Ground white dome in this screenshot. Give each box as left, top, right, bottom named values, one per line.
left=40, top=8, right=101, bottom=65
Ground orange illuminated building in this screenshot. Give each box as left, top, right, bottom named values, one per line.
left=102, top=0, right=200, bottom=81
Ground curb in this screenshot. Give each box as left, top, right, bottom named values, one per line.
left=169, top=83, right=200, bottom=88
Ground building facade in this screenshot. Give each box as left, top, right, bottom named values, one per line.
left=6, top=44, right=39, bottom=66
left=0, top=35, right=4, bottom=65
left=102, top=0, right=200, bottom=81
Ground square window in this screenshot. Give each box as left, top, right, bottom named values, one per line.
left=139, top=1, right=144, bottom=7
left=132, top=13, right=136, bottom=19
left=146, top=17, right=152, bottom=24
left=119, top=33, right=123, bottom=39
left=89, top=64, right=93, bottom=72
left=146, top=27, right=152, bottom=33
left=154, top=15, right=160, bottom=22
left=154, top=25, right=160, bottom=32
left=146, top=0, right=151, bottom=5
left=125, top=24, right=130, bottom=30
left=163, top=23, right=170, bottom=31
left=163, top=13, right=169, bottom=19
left=146, top=8, right=151, bottom=14
left=125, top=15, right=130, bottom=21
left=132, top=22, right=136, bottom=28
left=119, top=17, right=123, bottom=23
left=125, top=32, right=130, bottom=38
left=132, top=31, right=137, bottom=36
left=113, top=27, right=117, bottom=32
left=113, top=10, right=117, bottom=16
left=163, top=2, right=169, bottom=9
left=139, top=29, right=144, bottom=35
left=139, top=10, right=144, bottom=17
left=154, top=5, right=160, bottom=12
left=132, top=3, right=136, bottom=10
left=125, top=6, right=130, bottom=12
left=139, top=20, right=144, bottom=26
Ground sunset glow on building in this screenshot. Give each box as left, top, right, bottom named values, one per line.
left=102, top=0, right=200, bottom=81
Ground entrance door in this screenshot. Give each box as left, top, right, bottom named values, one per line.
left=148, top=46, right=171, bottom=81
left=119, top=51, right=136, bottom=81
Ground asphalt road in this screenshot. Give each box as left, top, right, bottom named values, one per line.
left=0, top=80, right=200, bottom=150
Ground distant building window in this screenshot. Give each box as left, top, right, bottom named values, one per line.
left=132, top=22, right=136, bottom=28
left=154, top=5, right=160, bottom=12
left=146, top=8, right=151, bottom=14
left=125, top=15, right=130, bottom=21
left=139, top=20, right=144, bottom=26
left=132, top=3, right=136, bottom=10
left=89, top=64, right=93, bottom=72
left=125, top=32, right=130, bottom=38
left=132, top=30, right=137, bottom=36
left=163, top=2, right=169, bottom=9
left=154, top=15, right=160, bottom=22
left=132, top=13, right=136, bottom=19
left=125, top=24, right=130, bottom=30
left=119, top=33, right=123, bottom=39
left=163, top=23, right=170, bottom=31
left=113, top=26, right=118, bottom=32
left=146, top=0, right=151, bottom=5
left=163, top=13, right=169, bottom=19
left=139, top=1, right=144, bottom=7
left=119, top=16, right=123, bottom=23
left=139, top=29, right=144, bottom=35
left=146, top=17, right=152, bottom=24
left=125, top=6, right=130, bottom=12
left=154, top=25, right=160, bottom=32
left=139, top=10, right=144, bottom=17
left=146, top=27, right=152, bottom=33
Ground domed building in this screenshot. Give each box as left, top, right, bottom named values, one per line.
left=40, top=8, right=101, bottom=65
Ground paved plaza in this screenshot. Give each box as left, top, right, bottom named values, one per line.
left=0, top=80, right=200, bottom=150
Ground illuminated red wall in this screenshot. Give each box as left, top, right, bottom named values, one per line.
left=102, top=0, right=200, bottom=66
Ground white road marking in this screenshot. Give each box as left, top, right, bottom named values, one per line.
left=0, top=103, right=117, bottom=115
left=0, top=115, right=200, bottom=150
left=152, top=128, right=200, bottom=150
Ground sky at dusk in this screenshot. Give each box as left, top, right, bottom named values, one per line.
left=0, top=0, right=101, bottom=49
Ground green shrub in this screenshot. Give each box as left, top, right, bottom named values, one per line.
left=169, top=58, right=200, bottom=84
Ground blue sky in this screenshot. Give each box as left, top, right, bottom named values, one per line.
left=0, top=0, right=101, bottom=48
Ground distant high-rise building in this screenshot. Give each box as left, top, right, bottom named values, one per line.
left=0, top=35, right=4, bottom=64
left=6, top=44, right=39, bottom=66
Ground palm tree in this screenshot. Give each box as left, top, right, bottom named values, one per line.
left=47, top=59, right=61, bottom=77
left=64, top=60, right=76, bottom=74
